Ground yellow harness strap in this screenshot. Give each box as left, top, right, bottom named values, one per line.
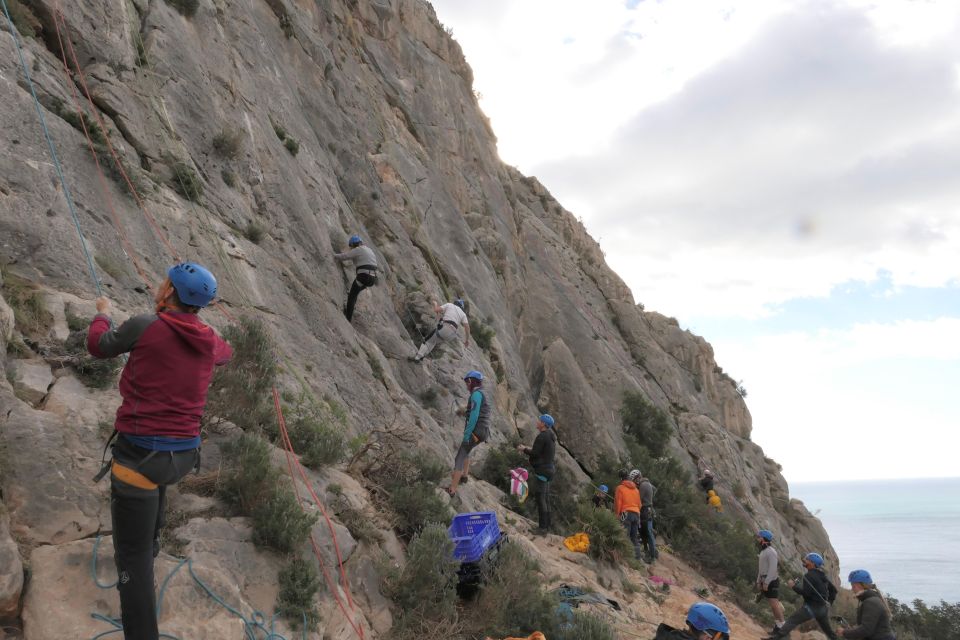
left=111, top=459, right=158, bottom=490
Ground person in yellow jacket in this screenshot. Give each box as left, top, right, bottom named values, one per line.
left=614, top=469, right=643, bottom=561
left=708, top=490, right=723, bottom=512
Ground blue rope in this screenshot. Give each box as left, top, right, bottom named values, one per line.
left=89, top=536, right=307, bottom=639
left=1, top=0, right=102, bottom=296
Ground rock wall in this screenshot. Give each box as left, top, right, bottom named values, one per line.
left=0, top=0, right=836, bottom=636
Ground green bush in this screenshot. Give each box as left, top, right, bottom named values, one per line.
left=243, top=221, right=265, bottom=244
left=252, top=482, right=317, bottom=552
left=206, top=317, right=277, bottom=430
left=466, top=540, right=560, bottom=638
left=221, top=432, right=316, bottom=552
left=65, top=308, right=86, bottom=332
left=276, top=558, right=320, bottom=630
left=6, top=0, right=41, bottom=37
left=171, top=161, right=203, bottom=202
left=60, top=331, right=121, bottom=389
left=390, top=483, right=451, bottom=540
left=559, top=612, right=616, bottom=640
left=332, top=496, right=383, bottom=544
left=574, top=503, right=634, bottom=564
left=164, top=0, right=199, bottom=17
left=367, top=351, right=385, bottom=384
left=620, top=390, right=672, bottom=457
left=1, top=273, right=52, bottom=337
left=212, top=128, right=243, bottom=158
left=888, top=596, right=960, bottom=640
left=284, top=137, right=300, bottom=156
left=384, top=523, right=459, bottom=640
left=61, top=110, right=107, bottom=145
left=477, top=438, right=527, bottom=492
left=473, top=317, right=496, bottom=353
left=376, top=450, right=447, bottom=487
left=221, top=169, right=237, bottom=188
left=220, top=433, right=277, bottom=512
left=289, top=405, right=346, bottom=469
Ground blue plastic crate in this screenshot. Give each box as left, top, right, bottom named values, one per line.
left=448, top=511, right=501, bottom=563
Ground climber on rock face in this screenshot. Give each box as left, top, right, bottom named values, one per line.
left=654, top=601, right=731, bottom=640
left=708, top=489, right=723, bottom=512
left=756, top=529, right=786, bottom=635
left=334, top=234, right=379, bottom=323
left=517, top=414, right=557, bottom=534
left=698, top=468, right=715, bottom=494
left=614, top=469, right=643, bottom=562
left=447, top=370, right=490, bottom=497
left=87, top=263, right=232, bottom=640
left=409, top=297, right=469, bottom=363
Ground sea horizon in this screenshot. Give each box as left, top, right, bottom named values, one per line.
left=791, top=476, right=960, bottom=605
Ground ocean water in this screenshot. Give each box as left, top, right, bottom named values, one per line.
left=791, top=477, right=960, bottom=605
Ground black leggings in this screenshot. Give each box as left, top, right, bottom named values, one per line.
left=111, top=437, right=198, bottom=640
left=345, top=271, right=377, bottom=321
left=531, top=474, right=552, bottom=530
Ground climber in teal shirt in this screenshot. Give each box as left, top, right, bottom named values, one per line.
left=447, top=370, right=491, bottom=496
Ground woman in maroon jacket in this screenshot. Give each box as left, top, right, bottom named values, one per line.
left=88, top=262, right=231, bottom=640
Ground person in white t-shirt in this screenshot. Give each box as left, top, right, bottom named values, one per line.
left=410, top=298, right=470, bottom=362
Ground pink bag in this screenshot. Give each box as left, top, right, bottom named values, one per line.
left=510, top=468, right=529, bottom=503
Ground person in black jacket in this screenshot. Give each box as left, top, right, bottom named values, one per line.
left=765, top=552, right=838, bottom=640
left=838, top=570, right=896, bottom=640
left=518, top=414, right=556, bottom=534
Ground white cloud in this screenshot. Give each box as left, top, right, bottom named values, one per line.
left=713, top=318, right=960, bottom=481
left=431, top=0, right=960, bottom=481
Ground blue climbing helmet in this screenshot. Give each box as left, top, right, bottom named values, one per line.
left=599, top=484, right=609, bottom=493
left=539, top=414, right=555, bottom=428
left=167, top=262, right=217, bottom=308
left=757, top=529, right=774, bottom=542
left=463, top=370, right=483, bottom=382
left=453, top=298, right=465, bottom=310
left=686, top=602, right=730, bottom=635
left=804, top=552, right=824, bottom=568
left=849, top=569, right=872, bottom=584
left=348, top=235, right=362, bottom=247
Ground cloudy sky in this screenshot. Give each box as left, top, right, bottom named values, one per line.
left=430, top=0, right=960, bottom=483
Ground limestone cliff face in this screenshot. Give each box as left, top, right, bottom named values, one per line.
left=1, top=0, right=835, bottom=636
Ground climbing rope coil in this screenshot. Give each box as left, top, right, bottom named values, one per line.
left=1, top=2, right=366, bottom=638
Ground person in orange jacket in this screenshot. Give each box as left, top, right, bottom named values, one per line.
left=614, top=468, right=643, bottom=561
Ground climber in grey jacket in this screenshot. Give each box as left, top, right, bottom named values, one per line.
left=838, top=570, right=896, bottom=640
left=335, top=234, right=378, bottom=322
left=756, top=530, right=786, bottom=633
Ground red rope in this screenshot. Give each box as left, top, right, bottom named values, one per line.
left=51, top=12, right=157, bottom=293
left=273, top=389, right=366, bottom=640
left=54, top=7, right=181, bottom=262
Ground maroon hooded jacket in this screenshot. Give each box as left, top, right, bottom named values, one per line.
left=88, top=312, right=232, bottom=438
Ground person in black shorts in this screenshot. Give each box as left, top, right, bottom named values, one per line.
left=757, top=529, right=785, bottom=633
